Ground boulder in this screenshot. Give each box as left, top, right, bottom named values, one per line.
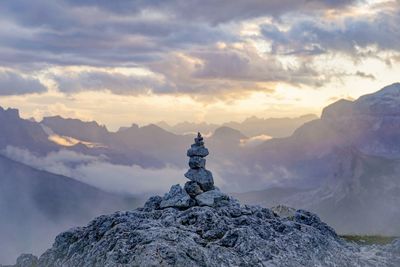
left=15, top=254, right=38, bottom=267
left=184, top=181, right=203, bottom=198
left=271, top=205, right=296, bottom=219
left=160, top=184, right=195, bottom=209
left=143, top=195, right=162, bottom=211
left=184, top=168, right=214, bottom=191
left=195, top=189, right=229, bottom=207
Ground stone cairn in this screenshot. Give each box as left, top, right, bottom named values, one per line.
left=146, top=132, right=229, bottom=210
left=184, top=132, right=214, bottom=192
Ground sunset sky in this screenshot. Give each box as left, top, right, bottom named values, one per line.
left=0, top=0, right=399, bottom=130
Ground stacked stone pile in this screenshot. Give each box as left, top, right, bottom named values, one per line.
left=155, top=132, right=229, bottom=210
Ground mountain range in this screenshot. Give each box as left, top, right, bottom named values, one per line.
left=1, top=83, right=400, bottom=263
left=156, top=114, right=317, bottom=137
left=237, top=83, right=400, bottom=234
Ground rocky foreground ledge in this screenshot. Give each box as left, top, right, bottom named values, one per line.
left=6, top=133, right=400, bottom=266
left=9, top=194, right=400, bottom=267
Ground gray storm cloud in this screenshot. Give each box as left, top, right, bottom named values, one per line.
left=1, top=145, right=288, bottom=194
left=52, top=70, right=169, bottom=95
left=0, top=70, right=47, bottom=95
left=260, top=9, right=400, bottom=56
left=0, top=0, right=382, bottom=98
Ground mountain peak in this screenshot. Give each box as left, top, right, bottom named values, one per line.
left=358, top=82, right=400, bottom=100
left=355, top=82, right=400, bottom=115
left=320, top=99, right=354, bottom=119
left=0, top=106, right=20, bottom=119
left=212, top=126, right=247, bottom=140
left=321, top=83, right=400, bottom=119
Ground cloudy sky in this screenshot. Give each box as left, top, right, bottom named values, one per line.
left=0, top=0, right=399, bottom=130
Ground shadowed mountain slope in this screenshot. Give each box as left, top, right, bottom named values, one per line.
left=0, top=154, right=137, bottom=264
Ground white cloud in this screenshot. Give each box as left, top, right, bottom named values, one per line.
left=2, top=146, right=185, bottom=195
left=240, top=135, right=273, bottom=147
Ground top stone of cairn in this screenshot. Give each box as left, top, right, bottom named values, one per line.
left=187, top=132, right=209, bottom=157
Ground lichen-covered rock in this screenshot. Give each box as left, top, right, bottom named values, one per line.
left=184, top=181, right=203, bottom=198
left=185, top=168, right=214, bottom=191
left=27, top=195, right=400, bottom=267
left=160, top=184, right=195, bottom=209
left=195, top=189, right=229, bottom=207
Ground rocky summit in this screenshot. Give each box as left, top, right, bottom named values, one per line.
left=7, top=133, right=400, bottom=267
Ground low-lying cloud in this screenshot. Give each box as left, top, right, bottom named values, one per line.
left=240, top=135, right=273, bottom=147
left=2, top=146, right=185, bottom=195
left=1, top=145, right=290, bottom=194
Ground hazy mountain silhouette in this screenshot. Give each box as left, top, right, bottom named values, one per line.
left=0, top=107, right=57, bottom=155
left=236, top=83, right=400, bottom=234
left=112, top=124, right=192, bottom=167
left=223, top=114, right=317, bottom=138
left=41, top=116, right=109, bottom=143
left=244, top=83, right=400, bottom=183
left=156, top=121, right=220, bottom=135
left=236, top=147, right=400, bottom=235
left=0, top=154, right=138, bottom=264
left=156, top=114, right=317, bottom=138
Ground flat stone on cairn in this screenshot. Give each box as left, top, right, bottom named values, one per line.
left=184, top=132, right=214, bottom=192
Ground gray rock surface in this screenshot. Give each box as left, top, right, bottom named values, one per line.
left=160, top=184, right=195, bottom=209
left=15, top=254, right=38, bottom=267
left=22, top=195, right=400, bottom=267
left=187, top=146, right=209, bottom=157
left=271, top=205, right=296, bottom=219
left=184, top=181, right=203, bottom=198
left=143, top=195, right=162, bottom=211
left=195, top=189, right=230, bottom=207
left=184, top=168, right=214, bottom=191
left=189, top=156, right=206, bottom=169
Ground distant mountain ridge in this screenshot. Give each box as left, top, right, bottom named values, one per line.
left=156, top=114, right=317, bottom=137
left=42, top=116, right=109, bottom=143
left=248, top=83, right=400, bottom=184
left=0, top=154, right=136, bottom=264
left=237, top=147, right=400, bottom=234
left=0, top=107, right=57, bottom=154
left=238, top=83, right=400, bottom=234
